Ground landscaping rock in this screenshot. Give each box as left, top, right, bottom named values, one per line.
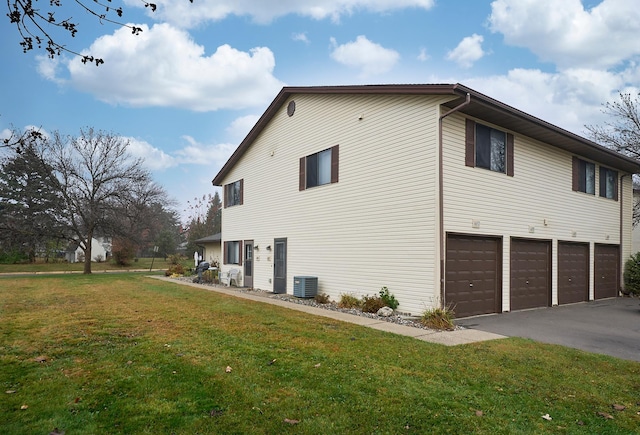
left=377, top=306, right=394, bottom=317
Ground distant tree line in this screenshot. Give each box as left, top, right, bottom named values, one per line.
left=184, top=192, right=222, bottom=258
left=0, top=127, right=182, bottom=273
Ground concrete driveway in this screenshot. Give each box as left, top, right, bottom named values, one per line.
left=456, top=297, right=640, bottom=363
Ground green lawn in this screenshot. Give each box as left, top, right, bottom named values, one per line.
left=0, top=257, right=190, bottom=274
left=1, top=274, right=639, bottom=434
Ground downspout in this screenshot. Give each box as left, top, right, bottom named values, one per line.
left=620, top=173, right=631, bottom=294
left=438, top=93, right=471, bottom=308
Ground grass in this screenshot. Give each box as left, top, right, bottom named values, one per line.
left=1, top=274, right=639, bottom=434
left=421, top=306, right=456, bottom=331
left=0, top=257, right=192, bottom=274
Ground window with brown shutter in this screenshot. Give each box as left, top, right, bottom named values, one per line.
left=599, top=166, right=618, bottom=200
left=465, top=119, right=513, bottom=176
left=223, top=240, right=243, bottom=265
left=572, top=157, right=595, bottom=195
left=224, top=179, right=243, bottom=207
left=300, top=145, right=339, bottom=190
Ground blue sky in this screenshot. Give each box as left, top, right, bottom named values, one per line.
left=2, top=0, right=639, bottom=221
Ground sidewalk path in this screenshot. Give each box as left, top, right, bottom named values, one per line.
left=151, top=276, right=505, bottom=347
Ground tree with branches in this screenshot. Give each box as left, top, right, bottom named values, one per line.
left=5, top=0, right=190, bottom=65
left=184, top=192, right=221, bottom=256
left=43, top=128, right=168, bottom=273
left=586, top=92, right=640, bottom=225
left=0, top=134, right=66, bottom=262
left=1, top=124, right=45, bottom=153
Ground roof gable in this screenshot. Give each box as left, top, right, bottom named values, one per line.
left=212, top=84, right=640, bottom=185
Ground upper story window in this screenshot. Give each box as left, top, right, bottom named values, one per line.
left=224, top=179, right=243, bottom=207
left=299, top=145, right=339, bottom=190
left=599, top=166, right=618, bottom=200
left=572, top=157, right=595, bottom=195
left=465, top=119, right=514, bottom=176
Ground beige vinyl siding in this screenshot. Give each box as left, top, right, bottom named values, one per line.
left=442, top=113, right=628, bottom=310
left=202, top=242, right=221, bottom=266
left=621, top=176, right=633, bottom=289
left=221, top=94, right=449, bottom=315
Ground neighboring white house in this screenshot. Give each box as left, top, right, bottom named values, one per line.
left=65, top=237, right=111, bottom=263
left=211, top=84, right=640, bottom=317
left=195, top=233, right=222, bottom=267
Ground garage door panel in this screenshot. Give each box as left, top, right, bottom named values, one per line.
left=510, top=239, right=551, bottom=311
left=446, top=235, right=502, bottom=318
left=558, top=242, right=589, bottom=304
left=594, top=244, right=619, bottom=299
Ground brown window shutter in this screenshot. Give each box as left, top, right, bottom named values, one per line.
left=331, top=144, right=339, bottom=184
left=506, top=133, right=514, bottom=177
left=299, top=157, right=306, bottom=191
left=223, top=184, right=227, bottom=208
left=223, top=241, right=228, bottom=264
left=238, top=241, right=243, bottom=266
left=239, top=179, right=244, bottom=205
left=614, top=174, right=619, bottom=201
left=465, top=119, right=475, bottom=167
left=572, top=157, right=579, bottom=191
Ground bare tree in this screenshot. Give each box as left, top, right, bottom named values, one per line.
left=46, top=128, right=166, bottom=273
left=1, top=124, right=45, bottom=153
left=5, top=0, right=164, bottom=65
left=586, top=92, right=640, bottom=226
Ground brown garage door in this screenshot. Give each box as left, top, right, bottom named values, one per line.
left=445, top=234, right=502, bottom=318
left=510, top=238, right=551, bottom=311
left=594, top=244, right=619, bottom=299
left=558, top=242, right=589, bottom=304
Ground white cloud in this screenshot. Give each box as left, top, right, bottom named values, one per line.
left=463, top=67, right=640, bottom=136
left=226, top=115, right=260, bottom=141
left=292, top=32, right=310, bottom=44
left=125, top=137, right=177, bottom=171
left=446, top=34, right=485, bottom=68
left=330, top=35, right=400, bottom=77
left=142, top=0, right=435, bottom=27
left=47, top=23, right=284, bottom=112
left=125, top=134, right=237, bottom=172
left=489, top=0, right=640, bottom=69
left=173, top=136, right=237, bottom=167
left=417, top=48, right=429, bottom=62
left=35, top=56, right=65, bottom=85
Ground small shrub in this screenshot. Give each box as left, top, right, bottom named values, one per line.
left=623, top=252, right=640, bottom=296
left=314, top=293, right=331, bottom=304
left=338, top=294, right=361, bottom=309
left=379, top=286, right=399, bottom=309
left=420, top=306, right=456, bottom=331
left=111, top=239, right=136, bottom=266
left=167, top=253, right=184, bottom=266
left=361, top=295, right=386, bottom=313
left=165, top=264, right=185, bottom=276
left=77, top=252, right=85, bottom=263
left=201, top=270, right=215, bottom=283
left=94, top=254, right=104, bottom=263
left=0, top=250, right=29, bottom=264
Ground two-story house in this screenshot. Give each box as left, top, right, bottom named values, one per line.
left=212, top=84, right=640, bottom=317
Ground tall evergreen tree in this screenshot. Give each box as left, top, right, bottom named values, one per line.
left=0, top=141, right=66, bottom=262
